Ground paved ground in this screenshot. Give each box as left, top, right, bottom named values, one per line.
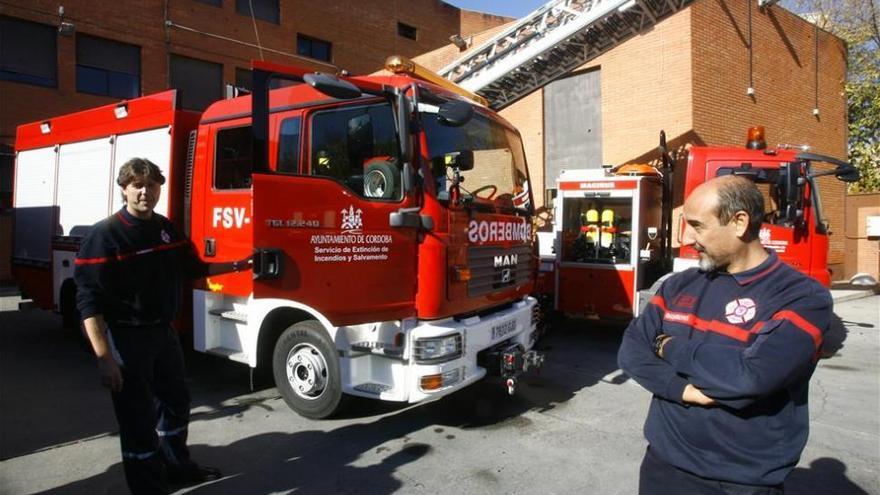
left=1, top=295, right=877, bottom=494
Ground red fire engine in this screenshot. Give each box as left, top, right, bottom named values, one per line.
left=11, top=57, right=543, bottom=418
left=538, top=128, right=859, bottom=322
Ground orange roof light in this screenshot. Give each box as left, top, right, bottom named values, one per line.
left=746, top=126, right=767, bottom=150
left=385, top=55, right=489, bottom=107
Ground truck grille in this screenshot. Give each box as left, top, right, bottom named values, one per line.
left=467, top=244, right=532, bottom=297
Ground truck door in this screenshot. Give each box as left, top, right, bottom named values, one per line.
left=252, top=101, right=419, bottom=326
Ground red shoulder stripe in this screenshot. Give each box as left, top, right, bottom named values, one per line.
left=772, top=310, right=823, bottom=349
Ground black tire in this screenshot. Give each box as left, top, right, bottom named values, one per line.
left=363, top=161, right=398, bottom=199
left=272, top=320, right=349, bottom=419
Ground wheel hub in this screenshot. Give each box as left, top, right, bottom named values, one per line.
left=286, top=344, right=328, bottom=400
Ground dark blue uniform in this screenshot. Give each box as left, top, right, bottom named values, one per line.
left=75, top=207, right=207, bottom=494
left=618, top=250, right=832, bottom=491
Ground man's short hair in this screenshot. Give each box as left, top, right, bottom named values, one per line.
left=116, top=158, right=165, bottom=188
left=714, top=176, right=764, bottom=238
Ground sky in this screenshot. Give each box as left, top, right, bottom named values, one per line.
left=445, top=0, right=549, bottom=19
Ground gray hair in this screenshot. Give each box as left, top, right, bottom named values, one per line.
left=714, top=175, right=764, bottom=239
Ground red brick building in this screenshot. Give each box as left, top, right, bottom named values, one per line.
left=415, top=0, right=851, bottom=277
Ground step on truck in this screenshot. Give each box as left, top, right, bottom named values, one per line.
left=537, top=128, right=859, bottom=322
left=12, top=56, right=543, bottom=418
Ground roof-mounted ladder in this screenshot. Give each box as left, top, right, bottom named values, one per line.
left=439, top=0, right=693, bottom=109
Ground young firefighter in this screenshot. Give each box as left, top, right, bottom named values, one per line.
left=75, top=158, right=249, bottom=494
left=618, top=175, right=832, bottom=494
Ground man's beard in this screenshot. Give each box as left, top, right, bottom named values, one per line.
left=697, top=253, right=717, bottom=272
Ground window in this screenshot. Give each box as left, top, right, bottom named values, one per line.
left=421, top=97, right=531, bottom=212
left=214, top=126, right=252, bottom=190
left=76, top=34, right=140, bottom=98
left=310, top=103, right=401, bottom=200
left=397, top=22, right=418, bottom=41
left=235, top=67, right=252, bottom=91
left=277, top=118, right=301, bottom=174
left=561, top=197, right=632, bottom=264
left=0, top=16, right=57, bottom=87
left=169, top=55, right=223, bottom=111
left=297, top=34, right=331, bottom=62
left=194, top=0, right=222, bottom=5
left=236, top=0, right=279, bottom=24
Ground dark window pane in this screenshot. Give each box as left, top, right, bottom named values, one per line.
left=194, top=0, right=222, bottom=6
left=277, top=118, right=301, bottom=174
left=398, top=22, right=417, bottom=40
left=310, top=103, right=401, bottom=199
left=235, top=67, right=251, bottom=91
left=236, top=0, right=279, bottom=24
left=296, top=34, right=331, bottom=62
left=215, top=126, right=253, bottom=189
left=75, top=34, right=140, bottom=98
left=0, top=16, right=57, bottom=87
left=170, top=55, right=223, bottom=111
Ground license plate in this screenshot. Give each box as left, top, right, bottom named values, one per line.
left=491, top=319, right=517, bottom=340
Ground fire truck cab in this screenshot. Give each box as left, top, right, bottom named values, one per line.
left=12, top=57, right=543, bottom=419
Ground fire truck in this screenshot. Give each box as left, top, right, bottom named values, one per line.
left=11, top=56, right=543, bottom=418
left=538, top=128, right=860, bottom=322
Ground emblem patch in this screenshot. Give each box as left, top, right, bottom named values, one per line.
left=725, top=298, right=757, bottom=324
left=160, top=230, right=171, bottom=244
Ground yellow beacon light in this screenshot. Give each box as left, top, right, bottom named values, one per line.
left=385, top=55, right=489, bottom=107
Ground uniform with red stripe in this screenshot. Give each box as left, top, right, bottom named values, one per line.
left=75, top=207, right=204, bottom=326
left=618, top=249, right=832, bottom=487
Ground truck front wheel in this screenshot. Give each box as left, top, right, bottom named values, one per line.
left=272, top=320, right=348, bottom=419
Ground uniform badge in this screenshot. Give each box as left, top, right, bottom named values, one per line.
left=725, top=298, right=756, bottom=324
left=161, top=230, right=171, bottom=244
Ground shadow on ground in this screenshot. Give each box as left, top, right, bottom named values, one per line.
left=786, top=457, right=870, bottom=494
left=32, top=319, right=627, bottom=494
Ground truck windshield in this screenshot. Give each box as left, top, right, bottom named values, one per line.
left=420, top=105, right=531, bottom=213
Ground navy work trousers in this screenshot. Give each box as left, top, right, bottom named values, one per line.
left=639, top=446, right=785, bottom=495
left=109, top=324, right=193, bottom=495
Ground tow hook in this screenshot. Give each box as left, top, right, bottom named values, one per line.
left=506, top=377, right=517, bottom=395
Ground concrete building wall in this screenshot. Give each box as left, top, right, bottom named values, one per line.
left=690, top=0, right=848, bottom=267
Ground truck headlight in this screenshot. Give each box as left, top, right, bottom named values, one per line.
left=414, top=334, right=462, bottom=363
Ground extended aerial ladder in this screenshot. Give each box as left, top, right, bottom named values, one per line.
left=439, top=0, right=693, bottom=109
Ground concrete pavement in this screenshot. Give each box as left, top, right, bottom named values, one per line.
left=1, top=295, right=877, bottom=494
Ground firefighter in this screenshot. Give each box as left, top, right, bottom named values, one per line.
left=618, top=175, right=832, bottom=494
left=75, top=158, right=247, bottom=493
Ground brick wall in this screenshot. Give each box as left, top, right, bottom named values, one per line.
left=0, top=0, right=510, bottom=148
left=690, top=0, right=848, bottom=267
left=844, top=193, right=880, bottom=281
left=497, top=7, right=694, bottom=206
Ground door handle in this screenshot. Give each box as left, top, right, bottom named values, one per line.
left=253, top=248, right=283, bottom=280
left=204, top=238, right=216, bottom=257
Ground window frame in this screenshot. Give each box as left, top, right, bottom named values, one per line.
left=0, top=16, right=58, bottom=88
left=305, top=100, right=404, bottom=202
left=169, top=54, right=223, bottom=111
left=213, top=124, right=254, bottom=191
left=296, top=34, right=332, bottom=62
left=397, top=22, right=418, bottom=41
left=75, top=33, right=141, bottom=99
left=235, top=0, right=280, bottom=24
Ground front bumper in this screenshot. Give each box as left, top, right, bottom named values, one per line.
left=405, top=296, right=539, bottom=403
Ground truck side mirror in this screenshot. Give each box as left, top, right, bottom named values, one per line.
left=444, top=150, right=474, bottom=171
left=835, top=164, right=860, bottom=183
left=438, top=100, right=474, bottom=127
